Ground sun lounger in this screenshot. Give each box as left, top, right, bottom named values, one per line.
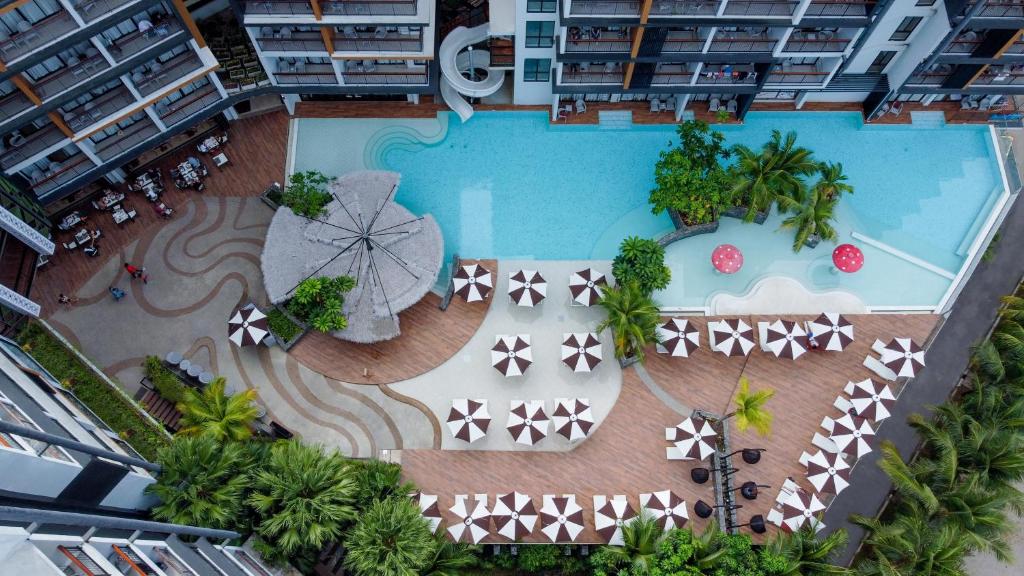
left=798, top=451, right=812, bottom=466
left=820, top=416, right=836, bottom=434
left=667, top=445, right=690, bottom=460
left=812, top=432, right=840, bottom=453
left=834, top=396, right=854, bottom=413
left=707, top=325, right=720, bottom=351
left=666, top=427, right=679, bottom=441
left=843, top=381, right=856, bottom=395
left=709, top=98, right=721, bottom=112
left=766, top=508, right=784, bottom=526
left=758, top=322, right=771, bottom=352
left=864, top=355, right=897, bottom=382
left=575, top=99, right=587, bottom=114
left=650, top=99, right=661, bottom=113
left=665, top=97, right=676, bottom=112
left=726, top=99, right=738, bottom=114
left=871, top=339, right=887, bottom=355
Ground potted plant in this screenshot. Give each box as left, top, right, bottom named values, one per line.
left=286, top=275, right=356, bottom=333
left=596, top=282, right=660, bottom=367
left=727, top=129, right=817, bottom=224
left=280, top=170, right=334, bottom=218
left=778, top=161, right=852, bottom=251
left=612, top=236, right=672, bottom=296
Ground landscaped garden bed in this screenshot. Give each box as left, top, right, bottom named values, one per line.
left=266, top=306, right=306, bottom=351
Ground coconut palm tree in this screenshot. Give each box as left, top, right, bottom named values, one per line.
left=778, top=187, right=839, bottom=253
left=249, top=440, right=357, bottom=557
left=593, top=512, right=664, bottom=575
left=147, top=436, right=252, bottom=530
left=729, top=129, right=817, bottom=221
left=421, top=536, right=477, bottom=576
left=343, top=496, right=436, bottom=576
left=176, top=377, right=259, bottom=442
left=852, top=511, right=967, bottom=576
left=993, top=294, right=1024, bottom=378
left=721, top=377, right=775, bottom=436
left=354, top=459, right=415, bottom=509
left=813, top=161, right=854, bottom=200
left=596, top=282, right=661, bottom=363
left=767, top=525, right=852, bottom=575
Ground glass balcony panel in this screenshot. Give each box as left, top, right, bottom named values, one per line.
left=782, top=31, right=851, bottom=53
left=134, top=52, right=206, bottom=96
left=29, top=154, right=94, bottom=198
left=0, top=92, right=33, bottom=121
left=652, top=64, right=693, bottom=85
left=0, top=124, right=66, bottom=170
left=341, top=63, right=428, bottom=84
left=803, top=0, right=873, bottom=17
left=108, top=19, right=184, bottom=62
left=159, top=87, right=224, bottom=126
left=32, top=56, right=112, bottom=101
left=321, top=0, right=418, bottom=16
left=94, top=120, right=162, bottom=161
left=258, top=31, right=326, bottom=52
left=648, top=0, right=720, bottom=16
left=969, top=1, right=1024, bottom=18
left=722, top=0, right=798, bottom=17
left=568, top=0, right=641, bottom=17
left=333, top=28, right=424, bottom=53
left=0, top=10, right=78, bottom=63
left=61, top=86, right=137, bottom=133
left=709, top=31, right=777, bottom=52
left=73, top=0, right=144, bottom=23
left=697, top=64, right=758, bottom=84
left=244, top=0, right=315, bottom=16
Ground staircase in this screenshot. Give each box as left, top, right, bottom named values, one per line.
left=140, top=387, right=183, bottom=431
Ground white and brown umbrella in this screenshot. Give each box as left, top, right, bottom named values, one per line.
left=448, top=494, right=491, bottom=544
left=491, top=335, right=533, bottom=377
left=507, top=400, right=549, bottom=446
left=509, top=269, right=547, bottom=307
left=561, top=332, right=602, bottom=373
left=540, top=495, right=585, bottom=542
left=830, top=413, right=875, bottom=459
left=492, top=492, right=538, bottom=541
left=807, top=313, right=854, bottom=351
left=656, top=318, right=700, bottom=357
left=593, top=495, right=637, bottom=545
left=804, top=450, right=851, bottom=496
left=228, top=306, right=268, bottom=347
left=568, top=268, right=607, bottom=306
left=709, top=319, right=755, bottom=357
left=552, top=398, right=594, bottom=442
left=780, top=488, right=825, bottom=533
left=453, top=263, right=493, bottom=302
left=669, top=416, right=718, bottom=461
left=640, top=490, right=688, bottom=530
left=411, top=492, right=443, bottom=533
left=764, top=319, right=808, bottom=360
left=847, top=379, right=896, bottom=421
left=447, top=399, right=490, bottom=443
left=881, top=337, right=926, bottom=378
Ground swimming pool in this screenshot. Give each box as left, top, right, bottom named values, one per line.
left=291, top=111, right=1006, bottom=309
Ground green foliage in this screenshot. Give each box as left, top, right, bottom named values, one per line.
left=716, top=107, right=731, bottom=123
left=778, top=187, right=838, bottom=253
left=727, top=377, right=775, bottom=436
left=421, top=536, right=478, bottom=576
left=612, top=236, right=672, bottom=296
left=982, top=232, right=1000, bottom=263
left=353, top=459, right=414, bottom=509
left=596, top=282, right=661, bottom=363
left=266, top=308, right=302, bottom=343
left=144, top=355, right=188, bottom=404
left=767, top=525, right=852, bottom=575
left=589, top=512, right=664, bottom=575
left=673, top=119, right=731, bottom=173
left=282, top=170, right=333, bottom=218
left=16, top=323, right=169, bottom=460
left=343, top=497, right=436, bottom=576
left=728, top=130, right=818, bottom=221
left=176, top=377, right=259, bottom=442
left=649, top=121, right=732, bottom=225
left=287, top=275, right=356, bottom=333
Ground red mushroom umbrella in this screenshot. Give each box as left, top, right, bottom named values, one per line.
left=711, top=244, right=743, bottom=274
left=832, top=244, right=864, bottom=273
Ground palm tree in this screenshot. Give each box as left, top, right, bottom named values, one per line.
left=176, top=377, right=259, bottom=442
left=852, top=511, right=967, bottom=576
left=768, top=525, right=852, bottom=575
left=813, top=161, right=854, bottom=201
left=689, top=520, right=728, bottom=569
left=593, top=512, right=664, bottom=575
left=421, top=536, right=477, bottom=576
left=722, top=377, right=775, bottom=436
left=596, top=282, right=661, bottom=363
left=778, top=188, right=838, bottom=253
left=992, top=294, right=1024, bottom=378
left=249, top=440, right=357, bottom=557
left=147, top=437, right=252, bottom=530
left=354, top=459, right=414, bottom=509
left=343, top=497, right=436, bottom=576
left=729, top=130, right=817, bottom=221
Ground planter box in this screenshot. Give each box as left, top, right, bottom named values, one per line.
left=270, top=304, right=309, bottom=352
left=619, top=355, right=641, bottom=368
left=804, top=234, right=821, bottom=249
left=724, top=205, right=768, bottom=225
left=658, top=215, right=720, bottom=248
left=260, top=183, right=283, bottom=211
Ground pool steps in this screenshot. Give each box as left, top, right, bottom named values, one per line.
left=909, top=111, right=946, bottom=128
left=363, top=117, right=449, bottom=169
left=957, top=185, right=1003, bottom=256
left=850, top=231, right=956, bottom=280
left=598, top=110, right=633, bottom=129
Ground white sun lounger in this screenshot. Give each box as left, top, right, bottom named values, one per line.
left=707, top=325, right=720, bottom=351
left=821, top=416, right=836, bottom=434
left=843, top=381, right=856, bottom=395
left=767, top=508, right=784, bottom=526
left=666, top=427, right=678, bottom=441
left=757, top=321, right=772, bottom=352
left=812, top=432, right=840, bottom=453
left=798, top=451, right=813, bottom=466
left=834, top=395, right=854, bottom=414
left=864, top=355, right=897, bottom=381
left=871, top=339, right=887, bottom=355
left=666, top=445, right=690, bottom=460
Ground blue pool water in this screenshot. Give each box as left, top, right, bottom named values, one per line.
left=294, top=111, right=1005, bottom=308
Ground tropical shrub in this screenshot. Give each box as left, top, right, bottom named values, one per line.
left=282, top=170, right=333, bottom=218
left=353, top=458, right=414, bottom=509
left=343, top=496, right=436, bottom=576
left=144, top=355, right=188, bottom=404
left=287, top=275, right=356, bottom=333
left=612, top=236, right=672, bottom=296
left=597, top=282, right=661, bottom=363
left=728, top=130, right=818, bottom=221
left=176, top=377, right=259, bottom=442
left=778, top=187, right=838, bottom=253
left=649, top=121, right=732, bottom=225
left=487, top=544, right=586, bottom=574
left=266, top=308, right=302, bottom=343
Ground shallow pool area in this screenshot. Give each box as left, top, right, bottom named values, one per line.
left=291, top=111, right=1007, bottom=310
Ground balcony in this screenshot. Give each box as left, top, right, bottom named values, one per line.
left=968, top=1, right=1024, bottom=18
left=29, top=154, right=95, bottom=197
left=648, top=0, right=720, bottom=16
left=803, top=0, right=874, bottom=18
left=568, top=0, right=641, bottom=17
left=972, top=70, right=1024, bottom=85
left=32, top=56, right=111, bottom=101
left=244, top=0, right=315, bottom=16
left=766, top=65, right=830, bottom=85
left=107, top=19, right=184, bottom=62
left=651, top=64, right=693, bottom=85
left=61, top=87, right=137, bottom=134
left=276, top=63, right=337, bottom=84
left=782, top=32, right=851, bottom=53
left=1004, top=41, right=1024, bottom=54
left=342, top=63, right=428, bottom=85
left=321, top=0, right=418, bottom=16
left=334, top=29, right=424, bottom=53
left=722, top=0, right=798, bottom=17
left=0, top=10, right=79, bottom=63
left=708, top=32, right=777, bottom=53
left=94, top=119, right=162, bottom=162
left=73, top=0, right=144, bottom=24
left=134, top=52, right=206, bottom=97
left=159, top=87, right=224, bottom=126
left=663, top=31, right=706, bottom=53
left=0, top=92, right=33, bottom=122
left=565, top=27, right=632, bottom=54
left=0, top=125, right=67, bottom=171
left=696, top=64, right=758, bottom=85
left=561, top=63, right=625, bottom=85
left=258, top=31, right=326, bottom=52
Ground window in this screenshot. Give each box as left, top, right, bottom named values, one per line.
left=523, top=58, right=550, bottom=82
left=889, top=17, right=922, bottom=42
left=867, top=50, right=896, bottom=73
left=527, top=0, right=556, bottom=13
left=915, top=0, right=936, bottom=5
left=525, top=21, right=555, bottom=48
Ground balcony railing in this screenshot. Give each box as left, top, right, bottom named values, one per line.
left=1004, top=42, right=1024, bottom=54
left=968, top=1, right=1024, bottom=18
left=560, top=71, right=625, bottom=84
left=32, top=56, right=111, bottom=101
left=334, top=32, right=424, bottom=52
left=0, top=10, right=79, bottom=63
left=73, top=0, right=142, bottom=23
left=708, top=36, right=777, bottom=52
left=0, top=125, right=67, bottom=171
left=342, top=65, right=428, bottom=85
left=94, top=120, right=162, bottom=161
left=651, top=65, right=693, bottom=85
left=973, top=72, right=1024, bottom=85
left=134, top=52, right=206, bottom=96
left=108, top=20, right=184, bottom=62
left=321, top=0, right=418, bottom=16
left=696, top=65, right=757, bottom=84
left=944, top=38, right=981, bottom=54
left=276, top=62, right=337, bottom=84
left=663, top=33, right=706, bottom=53
left=564, top=37, right=632, bottom=53
left=244, top=0, right=315, bottom=16
left=0, top=92, right=33, bottom=122
left=765, top=69, right=830, bottom=84
left=258, top=32, right=326, bottom=52
left=29, top=154, right=94, bottom=196
left=803, top=0, right=873, bottom=18
left=159, top=87, right=223, bottom=126
left=782, top=37, right=851, bottom=52
left=61, top=86, right=137, bottom=133
left=722, top=0, right=798, bottom=16
left=568, top=0, right=641, bottom=17
left=648, top=0, right=720, bottom=16
left=904, top=72, right=949, bottom=86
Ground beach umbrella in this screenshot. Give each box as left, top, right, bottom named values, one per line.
left=669, top=416, right=718, bottom=461
left=711, top=244, right=743, bottom=274
left=447, top=399, right=490, bottom=443
left=847, top=379, right=896, bottom=421
left=804, top=450, right=851, bottom=495
left=507, top=400, right=549, bottom=446
left=492, top=492, right=538, bottom=541
left=491, top=335, right=533, bottom=377
left=709, top=319, right=755, bottom=357
left=540, top=495, right=585, bottom=542
left=228, top=306, right=268, bottom=347
left=830, top=413, right=875, bottom=459
left=832, top=244, right=864, bottom=273
left=411, top=492, right=443, bottom=533
left=453, top=263, right=493, bottom=302
left=656, top=318, right=700, bottom=357
left=780, top=488, right=825, bottom=533
left=593, top=495, right=637, bottom=545
left=807, top=313, right=854, bottom=351
left=448, top=494, right=491, bottom=544
left=641, top=490, right=688, bottom=530
left=509, top=269, right=547, bottom=307
left=568, top=268, right=607, bottom=306
left=881, top=337, right=926, bottom=378
left=552, top=398, right=594, bottom=441
left=561, top=332, right=603, bottom=372
left=764, top=319, right=808, bottom=360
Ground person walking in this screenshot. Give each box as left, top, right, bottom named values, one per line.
left=57, top=293, right=79, bottom=308
left=109, top=286, right=126, bottom=301
left=124, top=263, right=140, bottom=278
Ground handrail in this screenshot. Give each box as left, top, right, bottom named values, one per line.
left=160, top=86, right=218, bottom=119
left=30, top=156, right=92, bottom=191
left=0, top=420, right=159, bottom=471
left=0, top=505, right=240, bottom=539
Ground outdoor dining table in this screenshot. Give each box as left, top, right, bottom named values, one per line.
left=197, top=135, right=222, bottom=153
left=93, top=190, right=125, bottom=210
left=113, top=207, right=136, bottom=225
left=74, top=228, right=91, bottom=245
left=58, top=212, right=82, bottom=231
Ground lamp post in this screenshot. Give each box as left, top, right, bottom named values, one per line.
left=467, top=45, right=475, bottom=82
